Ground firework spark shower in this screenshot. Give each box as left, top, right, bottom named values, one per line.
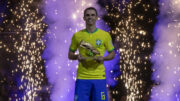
left=151, top=0, right=180, bottom=101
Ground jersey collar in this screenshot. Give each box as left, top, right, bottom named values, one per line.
left=85, top=28, right=98, bottom=34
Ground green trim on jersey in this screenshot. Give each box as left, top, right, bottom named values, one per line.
left=108, top=48, right=115, bottom=53
left=69, top=48, right=76, bottom=52
left=69, top=28, right=114, bottom=79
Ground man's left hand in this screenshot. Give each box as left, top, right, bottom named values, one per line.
left=94, top=56, right=104, bottom=63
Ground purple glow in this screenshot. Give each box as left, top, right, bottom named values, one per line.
left=104, top=50, right=121, bottom=87
left=42, top=0, right=119, bottom=101
left=150, top=0, right=180, bottom=101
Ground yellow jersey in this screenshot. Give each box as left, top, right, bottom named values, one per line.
left=69, top=28, right=114, bottom=79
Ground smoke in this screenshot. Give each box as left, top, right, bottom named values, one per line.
left=42, top=0, right=119, bottom=101
left=150, top=0, right=180, bottom=101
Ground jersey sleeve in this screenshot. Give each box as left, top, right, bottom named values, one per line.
left=69, top=34, right=78, bottom=52
left=104, top=32, right=114, bottom=52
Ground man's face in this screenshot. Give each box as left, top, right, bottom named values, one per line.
left=83, top=9, right=98, bottom=26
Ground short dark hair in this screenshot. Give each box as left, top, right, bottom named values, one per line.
left=84, top=7, right=98, bottom=17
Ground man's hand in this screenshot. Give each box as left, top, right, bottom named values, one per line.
left=78, top=55, right=104, bottom=63
left=94, top=56, right=104, bottom=63
left=78, top=54, right=86, bottom=62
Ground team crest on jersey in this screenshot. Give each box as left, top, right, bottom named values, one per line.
left=96, top=39, right=101, bottom=47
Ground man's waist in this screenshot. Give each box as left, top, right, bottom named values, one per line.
left=76, top=65, right=106, bottom=79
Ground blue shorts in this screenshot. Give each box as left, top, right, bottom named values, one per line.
left=75, top=79, right=108, bottom=101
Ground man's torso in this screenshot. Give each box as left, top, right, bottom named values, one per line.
left=70, top=28, right=114, bottom=79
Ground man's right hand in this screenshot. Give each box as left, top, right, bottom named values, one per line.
left=78, top=54, right=86, bottom=62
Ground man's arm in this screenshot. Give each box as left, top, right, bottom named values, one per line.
left=103, top=50, right=115, bottom=61
left=68, top=51, right=86, bottom=61
left=95, top=50, right=115, bottom=63
left=68, top=50, right=115, bottom=62
left=68, top=51, right=78, bottom=60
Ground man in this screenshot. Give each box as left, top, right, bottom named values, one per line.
left=68, top=7, right=115, bottom=101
